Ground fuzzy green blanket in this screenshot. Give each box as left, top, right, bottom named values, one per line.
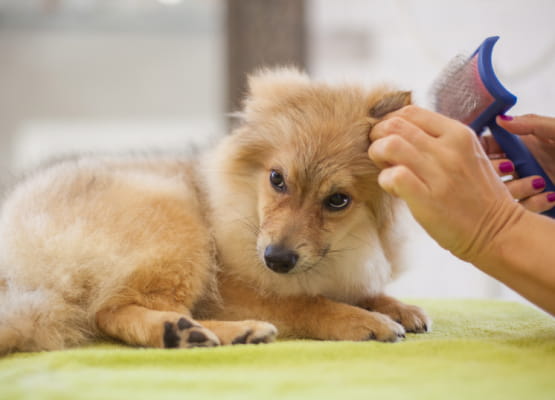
left=0, top=299, right=553, bottom=400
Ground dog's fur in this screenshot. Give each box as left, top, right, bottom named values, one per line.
left=0, top=68, right=430, bottom=354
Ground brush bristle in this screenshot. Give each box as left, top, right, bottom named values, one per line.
left=430, top=54, right=493, bottom=125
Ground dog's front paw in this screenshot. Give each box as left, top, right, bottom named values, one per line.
left=386, top=303, right=430, bottom=334
left=359, top=296, right=431, bottom=333
left=326, top=307, right=406, bottom=342
left=231, top=321, right=278, bottom=345
left=163, top=317, right=221, bottom=348
left=201, top=320, right=278, bottom=345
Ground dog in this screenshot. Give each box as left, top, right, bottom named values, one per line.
left=0, top=68, right=430, bottom=354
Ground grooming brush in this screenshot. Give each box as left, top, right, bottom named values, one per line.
left=431, top=36, right=555, bottom=218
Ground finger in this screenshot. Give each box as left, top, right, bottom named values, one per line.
left=368, top=134, right=432, bottom=179
left=506, top=176, right=548, bottom=201
left=490, top=159, right=516, bottom=178
left=377, top=165, right=428, bottom=201
left=496, top=114, right=555, bottom=142
left=480, top=134, right=505, bottom=157
left=519, top=191, right=555, bottom=214
left=385, top=105, right=471, bottom=138
left=370, top=116, right=435, bottom=152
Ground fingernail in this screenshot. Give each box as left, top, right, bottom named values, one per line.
left=499, top=114, right=514, bottom=121
left=547, top=193, right=555, bottom=202
left=533, top=178, right=546, bottom=190
left=499, top=161, right=514, bottom=173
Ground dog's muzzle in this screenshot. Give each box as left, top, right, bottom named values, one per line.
left=263, top=245, right=299, bottom=274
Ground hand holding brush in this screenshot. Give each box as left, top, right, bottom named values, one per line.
left=368, top=106, right=555, bottom=315
left=482, top=114, right=555, bottom=213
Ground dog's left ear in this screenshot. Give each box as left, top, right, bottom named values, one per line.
left=369, top=91, right=412, bottom=119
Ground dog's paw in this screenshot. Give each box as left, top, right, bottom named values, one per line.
left=353, top=311, right=406, bottom=342
left=360, top=297, right=431, bottom=334
left=230, top=321, right=278, bottom=345
left=385, top=303, right=431, bottom=334
left=163, top=317, right=221, bottom=349
left=325, top=307, right=406, bottom=342
left=201, top=320, right=278, bottom=345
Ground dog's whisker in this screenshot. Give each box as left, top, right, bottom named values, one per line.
left=300, top=252, right=330, bottom=275
left=224, top=212, right=260, bottom=235
left=241, top=224, right=260, bottom=237
left=326, top=247, right=359, bottom=255
left=345, top=232, right=373, bottom=247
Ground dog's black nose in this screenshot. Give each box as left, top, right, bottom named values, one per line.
left=264, top=245, right=299, bottom=273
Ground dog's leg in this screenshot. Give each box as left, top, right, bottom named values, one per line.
left=96, top=307, right=277, bottom=347
left=216, top=277, right=406, bottom=342
left=357, top=294, right=431, bottom=333
left=96, top=304, right=221, bottom=348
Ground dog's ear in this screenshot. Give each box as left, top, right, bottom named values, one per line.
left=369, top=91, right=412, bottom=119
left=242, top=67, right=310, bottom=119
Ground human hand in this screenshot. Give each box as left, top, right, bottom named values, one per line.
left=480, top=114, right=555, bottom=214
left=368, top=106, right=524, bottom=264
left=481, top=130, right=555, bottom=214
left=496, top=114, right=555, bottom=178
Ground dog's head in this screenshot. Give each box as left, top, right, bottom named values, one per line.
left=218, top=68, right=410, bottom=277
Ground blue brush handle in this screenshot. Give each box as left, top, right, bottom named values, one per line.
left=489, top=122, right=555, bottom=218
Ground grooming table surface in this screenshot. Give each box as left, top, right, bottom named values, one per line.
left=1, top=299, right=554, bottom=400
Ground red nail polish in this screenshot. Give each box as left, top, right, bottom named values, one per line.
left=499, top=115, right=513, bottom=121
left=499, top=161, right=514, bottom=173
left=547, top=193, right=555, bottom=202
left=533, top=178, right=546, bottom=190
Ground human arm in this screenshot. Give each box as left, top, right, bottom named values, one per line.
left=368, top=106, right=555, bottom=315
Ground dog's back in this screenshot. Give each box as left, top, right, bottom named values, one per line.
left=0, top=156, right=218, bottom=353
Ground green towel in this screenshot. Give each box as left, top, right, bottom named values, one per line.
left=0, top=299, right=553, bottom=400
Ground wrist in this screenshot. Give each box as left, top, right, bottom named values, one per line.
left=463, top=199, right=526, bottom=269
left=470, top=204, right=531, bottom=275
left=468, top=207, right=555, bottom=314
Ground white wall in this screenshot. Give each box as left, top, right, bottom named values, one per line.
left=308, top=0, right=555, bottom=114
left=0, top=0, right=225, bottom=174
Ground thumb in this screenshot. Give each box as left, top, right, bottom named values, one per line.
left=496, top=114, right=555, bottom=142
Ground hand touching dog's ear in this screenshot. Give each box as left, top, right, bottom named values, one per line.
left=369, top=91, right=412, bottom=119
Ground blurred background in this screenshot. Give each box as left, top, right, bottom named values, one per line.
left=1, top=0, right=554, bottom=305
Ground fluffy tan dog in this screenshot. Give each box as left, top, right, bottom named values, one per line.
left=0, top=68, right=430, bottom=354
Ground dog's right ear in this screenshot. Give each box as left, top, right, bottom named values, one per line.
left=242, top=67, right=310, bottom=120
left=369, top=91, right=412, bottom=119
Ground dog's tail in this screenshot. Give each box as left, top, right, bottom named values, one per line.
left=0, top=283, right=90, bottom=355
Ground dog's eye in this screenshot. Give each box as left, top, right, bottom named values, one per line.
left=269, top=170, right=286, bottom=192
left=325, top=193, right=351, bottom=211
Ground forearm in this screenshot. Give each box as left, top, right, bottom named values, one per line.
left=473, top=210, right=555, bottom=315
